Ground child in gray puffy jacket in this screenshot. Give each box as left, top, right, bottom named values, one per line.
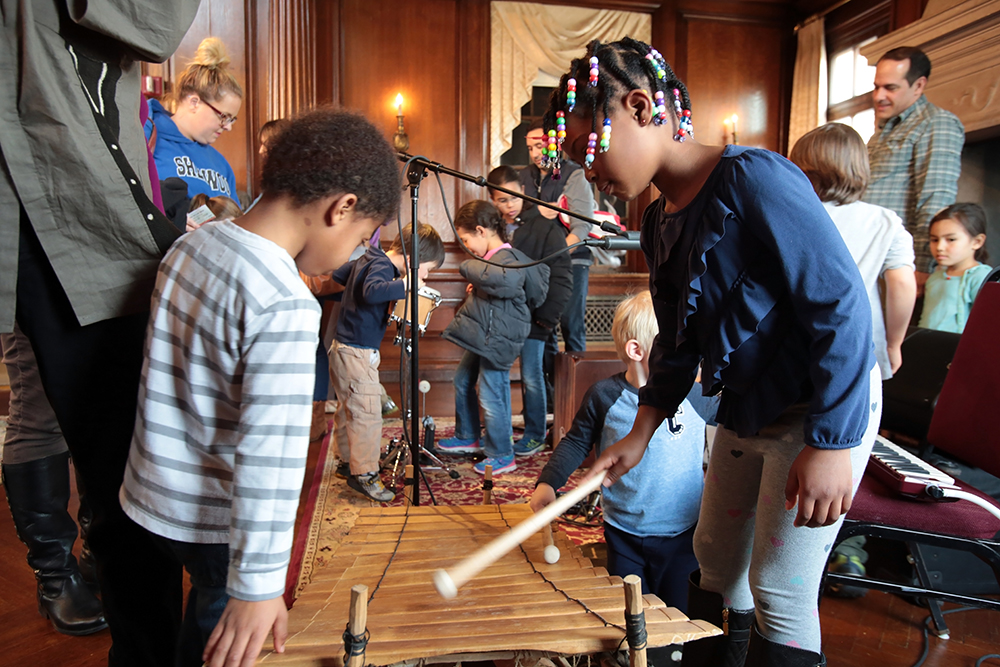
left=439, top=201, right=549, bottom=475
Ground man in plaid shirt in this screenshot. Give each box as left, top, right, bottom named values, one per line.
left=863, top=46, right=964, bottom=294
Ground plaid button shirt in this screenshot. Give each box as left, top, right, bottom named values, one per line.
left=863, top=95, right=965, bottom=273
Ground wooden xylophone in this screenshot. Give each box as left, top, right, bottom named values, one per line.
left=259, top=504, right=719, bottom=666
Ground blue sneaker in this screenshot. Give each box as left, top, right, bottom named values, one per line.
left=474, top=454, right=516, bottom=475
left=436, top=437, right=481, bottom=454
left=513, top=438, right=546, bottom=457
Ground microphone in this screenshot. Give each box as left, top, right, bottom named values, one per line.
left=583, top=231, right=641, bottom=251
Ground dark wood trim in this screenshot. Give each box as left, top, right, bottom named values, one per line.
left=456, top=0, right=490, bottom=208
left=827, top=93, right=874, bottom=121
left=520, top=0, right=664, bottom=11
left=314, top=0, right=341, bottom=105
left=826, top=0, right=891, bottom=55
left=677, top=10, right=789, bottom=26
left=890, top=0, right=928, bottom=31
left=245, top=0, right=269, bottom=197
left=777, top=18, right=796, bottom=155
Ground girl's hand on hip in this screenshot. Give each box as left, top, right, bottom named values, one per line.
left=784, top=446, right=854, bottom=528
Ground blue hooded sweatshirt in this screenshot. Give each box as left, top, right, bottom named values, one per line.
left=145, top=98, right=237, bottom=200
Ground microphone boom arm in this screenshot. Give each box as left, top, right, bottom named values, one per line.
left=398, top=153, right=628, bottom=237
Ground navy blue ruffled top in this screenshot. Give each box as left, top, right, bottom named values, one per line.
left=637, top=146, right=876, bottom=449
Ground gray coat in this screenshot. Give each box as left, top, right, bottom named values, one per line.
left=443, top=247, right=549, bottom=369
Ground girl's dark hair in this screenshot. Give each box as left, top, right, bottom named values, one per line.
left=931, top=203, right=990, bottom=263
left=486, top=165, right=521, bottom=194
left=543, top=37, right=691, bottom=140
left=261, top=106, right=400, bottom=220
left=455, top=200, right=508, bottom=244
left=389, top=222, right=446, bottom=269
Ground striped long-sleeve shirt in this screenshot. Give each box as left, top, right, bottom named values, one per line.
left=121, top=220, right=321, bottom=601
left=863, top=95, right=965, bottom=273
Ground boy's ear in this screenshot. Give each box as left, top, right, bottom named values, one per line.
left=624, top=339, right=645, bottom=362
left=326, top=193, right=359, bottom=227
left=623, top=89, right=654, bottom=128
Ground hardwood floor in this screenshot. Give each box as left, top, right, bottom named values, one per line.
left=0, top=394, right=997, bottom=666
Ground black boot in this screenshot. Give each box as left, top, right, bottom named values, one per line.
left=3, top=453, right=108, bottom=636
left=681, top=570, right=755, bottom=667
left=745, top=623, right=826, bottom=667
left=74, top=478, right=98, bottom=587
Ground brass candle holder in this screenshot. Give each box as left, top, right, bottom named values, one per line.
left=393, top=93, right=409, bottom=152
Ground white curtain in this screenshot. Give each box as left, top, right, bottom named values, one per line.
left=490, top=2, right=651, bottom=167
left=788, top=16, right=828, bottom=153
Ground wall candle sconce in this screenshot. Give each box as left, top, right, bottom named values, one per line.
left=393, top=93, right=409, bottom=152
left=724, top=114, right=739, bottom=145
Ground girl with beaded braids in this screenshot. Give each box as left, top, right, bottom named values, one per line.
left=551, top=38, right=879, bottom=667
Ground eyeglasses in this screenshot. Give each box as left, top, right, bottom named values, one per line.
left=203, top=99, right=237, bottom=128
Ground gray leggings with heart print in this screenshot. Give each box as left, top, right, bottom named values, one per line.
left=693, top=364, right=881, bottom=654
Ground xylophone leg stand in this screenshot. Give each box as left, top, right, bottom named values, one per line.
left=482, top=465, right=493, bottom=505
left=345, top=584, right=370, bottom=667
left=623, top=575, right=647, bottom=667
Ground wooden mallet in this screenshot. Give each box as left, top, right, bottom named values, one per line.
left=433, top=472, right=606, bottom=598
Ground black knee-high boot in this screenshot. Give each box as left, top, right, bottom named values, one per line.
left=2, top=452, right=107, bottom=636
left=681, top=571, right=755, bottom=667
left=73, top=471, right=97, bottom=586
left=745, top=624, right=826, bottom=667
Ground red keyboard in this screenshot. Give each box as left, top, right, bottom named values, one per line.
left=868, top=435, right=960, bottom=498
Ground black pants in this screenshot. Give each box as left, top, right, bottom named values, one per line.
left=15, top=213, right=181, bottom=666
left=603, top=522, right=698, bottom=613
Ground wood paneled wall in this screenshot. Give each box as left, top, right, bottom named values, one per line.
left=653, top=1, right=795, bottom=154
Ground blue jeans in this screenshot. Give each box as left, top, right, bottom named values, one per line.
left=453, top=350, right=513, bottom=458
left=560, top=264, right=589, bottom=352
left=519, top=338, right=546, bottom=442
left=151, top=535, right=230, bottom=667
left=604, top=522, right=698, bottom=613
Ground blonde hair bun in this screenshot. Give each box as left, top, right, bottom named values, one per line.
left=174, top=36, right=243, bottom=103
left=192, top=37, right=231, bottom=71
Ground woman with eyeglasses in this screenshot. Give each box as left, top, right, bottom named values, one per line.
left=145, top=37, right=242, bottom=216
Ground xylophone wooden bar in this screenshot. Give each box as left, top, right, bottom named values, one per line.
left=258, top=504, right=720, bottom=666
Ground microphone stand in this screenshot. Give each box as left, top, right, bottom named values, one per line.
left=395, top=154, right=637, bottom=506
left=404, top=158, right=426, bottom=505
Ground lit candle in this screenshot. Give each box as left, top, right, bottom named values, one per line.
left=731, top=114, right=738, bottom=136
left=395, top=93, right=404, bottom=116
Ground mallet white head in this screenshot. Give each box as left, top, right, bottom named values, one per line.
left=433, top=568, right=458, bottom=599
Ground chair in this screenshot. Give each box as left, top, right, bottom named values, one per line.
left=824, top=274, right=1000, bottom=638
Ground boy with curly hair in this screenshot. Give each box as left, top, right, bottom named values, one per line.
left=120, top=107, right=401, bottom=667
